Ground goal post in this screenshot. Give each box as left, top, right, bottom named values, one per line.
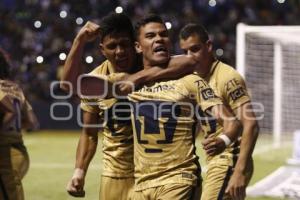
left=236, top=23, right=300, bottom=147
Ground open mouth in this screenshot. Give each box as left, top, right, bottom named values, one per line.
left=153, top=46, right=167, bottom=54
left=116, top=58, right=128, bottom=64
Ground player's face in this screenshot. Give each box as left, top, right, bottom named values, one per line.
left=100, top=32, right=136, bottom=72
left=135, top=22, right=171, bottom=66
left=179, top=33, right=212, bottom=71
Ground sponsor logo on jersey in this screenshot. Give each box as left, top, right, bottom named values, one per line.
left=201, top=88, right=216, bottom=100
left=140, top=84, right=175, bottom=93
left=229, top=87, right=245, bottom=101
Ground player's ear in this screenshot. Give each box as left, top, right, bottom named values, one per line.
left=206, top=40, right=213, bottom=53
left=99, top=43, right=107, bottom=57
left=135, top=41, right=142, bottom=54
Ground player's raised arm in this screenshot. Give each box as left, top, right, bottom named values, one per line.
left=60, top=21, right=100, bottom=93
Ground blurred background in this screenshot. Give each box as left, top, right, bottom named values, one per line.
left=1, top=0, right=299, bottom=125
left=1, top=0, right=299, bottom=199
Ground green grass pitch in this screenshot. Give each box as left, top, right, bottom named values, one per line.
left=22, top=130, right=292, bottom=200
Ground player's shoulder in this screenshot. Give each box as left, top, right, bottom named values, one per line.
left=88, top=60, right=115, bottom=76
left=0, top=80, right=25, bottom=102
left=180, top=73, right=205, bottom=82
left=179, top=73, right=210, bottom=92
left=216, top=61, right=245, bottom=82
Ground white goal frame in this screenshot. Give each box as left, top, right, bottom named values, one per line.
left=236, top=23, right=300, bottom=148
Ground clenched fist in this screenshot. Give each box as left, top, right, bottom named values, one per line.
left=75, top=21, right=101, bottom=43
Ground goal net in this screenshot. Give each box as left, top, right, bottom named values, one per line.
left=236, top=23, right=300, bottom=147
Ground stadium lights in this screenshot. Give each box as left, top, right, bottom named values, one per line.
left=36, top=56, right=44, bottom=64
left=59, top=53, right=67, bottom=61
left=85, top=56, right=93, bottom=64
left=208, top=0, right=217, bottom=7
left=76, top=17, right=84, bottom=25
left=115, top=6, right=123, bottom=14
left=165, top=22, right=172, bottom=30
left=34, top=20, right=42, bottom=29
left=216, top=48, right=224, bottom=57
left=60, top=10, right=68, bottom=18
left=277, top=0, right=285, bottom=3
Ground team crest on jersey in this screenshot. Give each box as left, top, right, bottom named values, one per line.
left=229, top=87, right=245, bottom=101
left=201, top=88, right=216, bottom=100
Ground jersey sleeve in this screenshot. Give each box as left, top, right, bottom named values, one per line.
left=80, top=60, right=115, bottom=114
left=24, top=100, right=33, bottom=111
left=181, top=74, right=223, bottom=112
left=80, top=98, right=100, bottom=114
left=0, top=90, right=6, bottom=101
left=220, top=70, right=251, bottom=110
left=107, top=72, right=129, bottom=83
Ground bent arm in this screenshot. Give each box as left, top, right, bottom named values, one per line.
left=60, top=21, right=100, bottom=93
left=211, top=104, right=241, bottom=141
left=202, top=104, right=241, bottom=156
left=60, top=38, right=85, bottom=93
left=136, top=55, right=196, bottom=84
left=118, top=55, right=196, bottom=94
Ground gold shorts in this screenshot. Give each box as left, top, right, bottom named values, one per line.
left=201, top=155, right=253, bottom=200
left=132, top=183, right=200, bottom=200
left=0, top=143, right=29, bottom=200
left=100, top=175, right=134, bottom=200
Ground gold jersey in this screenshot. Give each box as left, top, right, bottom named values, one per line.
left=201, top=60, right=251, bottom=163
left=80, top=60, right=134, bottom=178
left=0, top=80, right=32, bottom=145
left=121, top=73, right=223, bottom=191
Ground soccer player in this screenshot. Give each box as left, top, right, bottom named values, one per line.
left=63, top=13, right=199, bottom=199
left=104, top=14, right=241, bottom=200
left=64, top=13, right=137, bottom=199
left=0, top=48, right=39, bottom=200
left=179, top=23, right=259, bottom=200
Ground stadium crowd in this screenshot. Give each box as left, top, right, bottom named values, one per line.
left=0, top=0, right=299, bottom=101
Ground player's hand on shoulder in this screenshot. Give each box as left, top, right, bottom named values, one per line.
left=116, top=73, right=137, bottom=96
left=76, top=21, right=100, bottom=43
left=66, top=168, right=86, bottom=198
left=202, top=135, right=226, bottom=156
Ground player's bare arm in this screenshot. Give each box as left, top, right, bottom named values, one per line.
left=22, top=102, right=40, bottom=131
left=60, top=21, right=100, bottom=93
left=202, top=104, right=242, bottom=156
left=0, top=95, right=15, bottom=113
left=117, top=54, right=197, bottom=94
left=0, top=95, right=17, bottom=128
left=66, top=111, right=99, bottom=197
left=225, top=102, right=259, bottom=200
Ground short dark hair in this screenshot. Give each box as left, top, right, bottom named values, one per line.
left=0, top=48, right=11, bottom=79
left=179, top=23, right=209, bottom=43
left=134, top=14, right=166, bottom=39
left=99, top=13, right=135, bottom=43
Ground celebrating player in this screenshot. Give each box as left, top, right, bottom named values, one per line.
left=0, top=48, right=39, bottom=200
left=64, top=13, right=137, bottom=199
left=103, top=14, right=241, bottom=200
left=63, top=13, right=200, bottom=199
left=179, top=23, right=259, bottom=200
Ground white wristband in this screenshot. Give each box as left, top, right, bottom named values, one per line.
left=72, top=168, right=86, bottom=179
left=218, top=134, right=232, bottom=147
